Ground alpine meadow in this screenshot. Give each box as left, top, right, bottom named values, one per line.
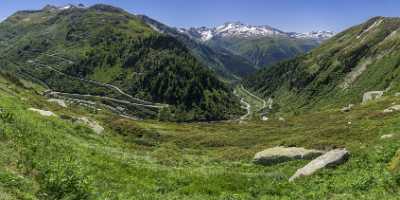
left=1, top=2, right=400, bottom=200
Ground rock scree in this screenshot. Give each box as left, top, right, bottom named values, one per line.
left=253, top=146, right=324, bottom=166
left=289, top=148, right=349, bottom=182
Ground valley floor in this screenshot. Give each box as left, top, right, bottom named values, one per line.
left=1, top=76, right=400, bottom=199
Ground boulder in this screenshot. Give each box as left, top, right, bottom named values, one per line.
left=261, top=116, right=269, bottom=121
left=362, top=91, right=384, bottom=104
left=341, top=104, right=354, bottom=112
left=76, top=117, right=104, bottom=134
left=381, top=134, right=394, bottom=139
left=28, top=108, right=56, bottom=117
left=47, top=99, right=67, bottom=108
left=289, top=148, right=349, bottom=181
left=383, top=105, right=400, bottom=113
left=253, top=146, right=324, bottom=166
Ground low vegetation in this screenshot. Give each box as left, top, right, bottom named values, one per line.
left=0, top=71, right=400, bottom=199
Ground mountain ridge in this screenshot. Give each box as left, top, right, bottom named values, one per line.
left=0, top=4, right=244, bottom=121
left=180, top=21, right=335, bottom=42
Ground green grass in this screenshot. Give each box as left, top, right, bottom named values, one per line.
left=1, top=73, right=400, bottom=199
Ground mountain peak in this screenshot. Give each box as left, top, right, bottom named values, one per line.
left=181, top=22, right=334, bottom=42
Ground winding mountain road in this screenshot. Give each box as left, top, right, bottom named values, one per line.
left=24, top=49, right=160, bottom=106
left=239, top=97, right=251, bottom=120
left=234, top=84, right=268, bottom=121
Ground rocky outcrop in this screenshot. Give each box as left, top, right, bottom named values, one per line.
left=289, top=149, right=349, bottom=181
left=362, top=91, right=384, bottom=104
left=253, top=146, right=324, bottom=166
left=28, top=108, right=56, bottom=117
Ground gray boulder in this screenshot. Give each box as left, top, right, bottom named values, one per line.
left=253, top=146, right=324, bottom=166
left=362, top=91, right=383, bottom=104
left=289, top=148, right=349, bottom=181
left=383, top=105, right=400, bottom=113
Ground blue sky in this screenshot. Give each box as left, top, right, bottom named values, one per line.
left=1, top=0, right=399, bottom=32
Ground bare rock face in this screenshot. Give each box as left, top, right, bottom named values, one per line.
left=289, top=149, right=349, bottom=182
left=362, top=91, right=383, bottom=104
left=28, top=108, right=57, bottom=117
left=253, top=146, right=324, bottom=166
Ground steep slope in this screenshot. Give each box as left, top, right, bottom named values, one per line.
left=244, top=17, right=400, bottom=113
left=183, top=22, right=333, bottom=68
left=0, top=4, right=243, bottom=121
left=137, top=15, right=257, bottom=81
left=206, top=35, right=319, bottom=68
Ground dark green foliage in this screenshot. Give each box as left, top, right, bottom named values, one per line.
left=0, top=4, right=243, bottom=121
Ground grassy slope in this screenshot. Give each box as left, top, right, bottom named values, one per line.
left=244, top=17, right=400, bottom=114
left=0, top=5, right=243, bottom=121
left=1, top=73, right=400, bottom=199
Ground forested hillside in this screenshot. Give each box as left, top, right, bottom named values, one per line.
left=0, top=4, right=243, bottom=121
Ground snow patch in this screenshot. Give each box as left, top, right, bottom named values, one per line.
left=181, top=21, right=334, bottom=42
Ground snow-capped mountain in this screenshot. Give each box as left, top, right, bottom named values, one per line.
left=181, top=22, right=334, bottom=42
left=289, top=31, right=336, bottom=41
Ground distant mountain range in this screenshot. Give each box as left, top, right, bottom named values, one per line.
left=140, top=19, right=335, bottom=80
left=180, top=22, right=334, bottom=70
left=0, top=3, right=339, bottom=120
left=179, top=21, right=334, bottom=42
